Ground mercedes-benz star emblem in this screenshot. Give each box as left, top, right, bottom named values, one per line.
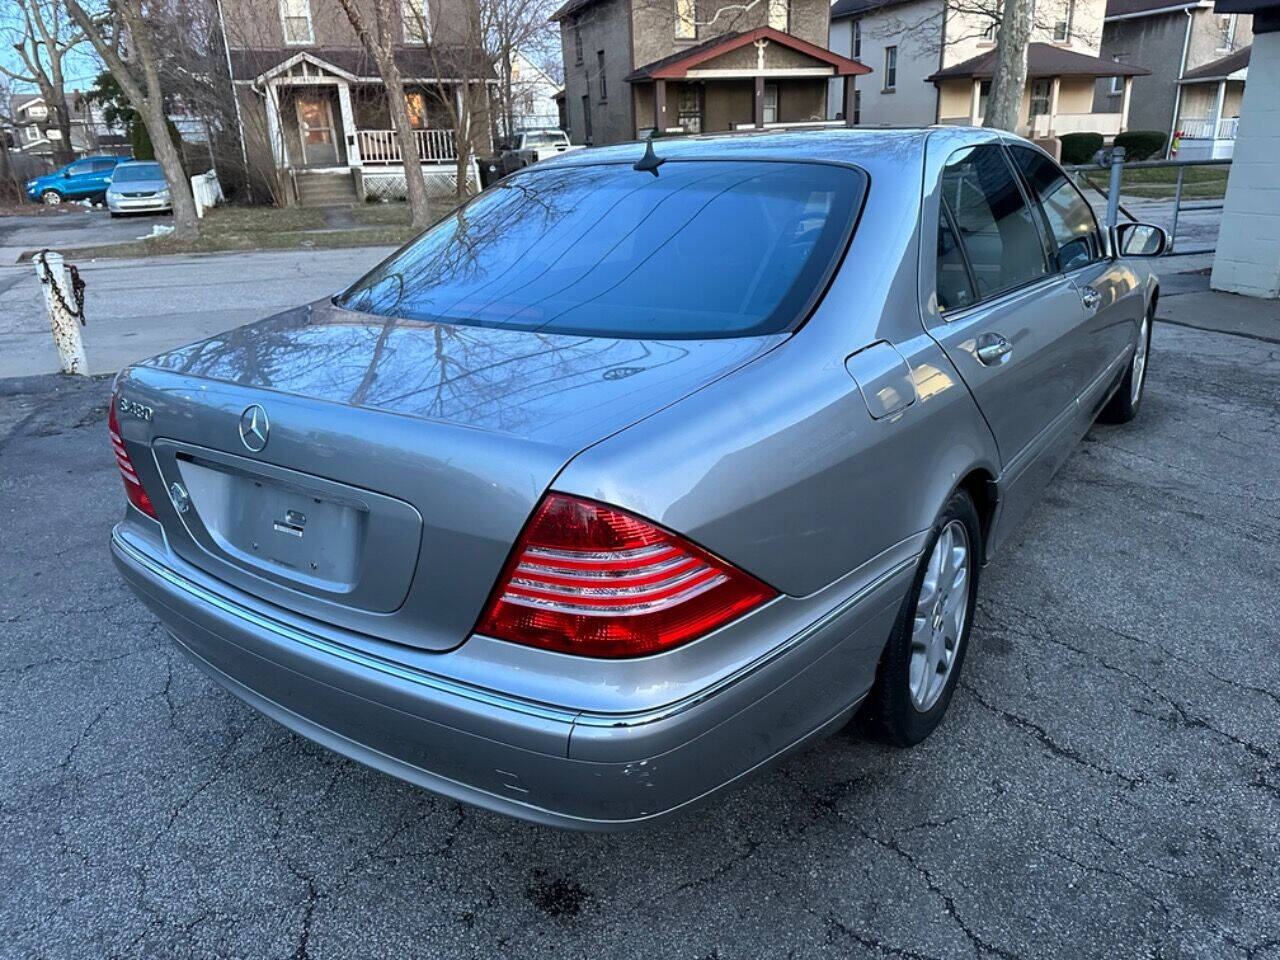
left=238, top=404, right=269, bottom=452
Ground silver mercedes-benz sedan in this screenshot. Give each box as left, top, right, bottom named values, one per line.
left=110, top=128, right=1164, bottom=829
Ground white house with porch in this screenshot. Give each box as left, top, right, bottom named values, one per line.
left=229, top=47, right=491, bottom=206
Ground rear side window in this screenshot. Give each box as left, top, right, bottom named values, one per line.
left=936, top=144, right=1050, bottom=308
left=338, top=160, right=865, bottom=339
left=1009, top=145, right=1104, bottom=271
left=90, top=159, right=117, bottom=173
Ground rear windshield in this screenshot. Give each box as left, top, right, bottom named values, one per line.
left=112, top=163, right=162, bottom=182
left=337, top=159, right=865, bottom=339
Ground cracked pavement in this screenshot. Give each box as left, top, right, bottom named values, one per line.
left=2, top=321, right=1278, bottom=959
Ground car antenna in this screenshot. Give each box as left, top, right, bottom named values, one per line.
left=633, top=138, right=665, bottom=176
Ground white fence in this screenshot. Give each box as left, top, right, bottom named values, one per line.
left=357, top=128, right=457, bottom=164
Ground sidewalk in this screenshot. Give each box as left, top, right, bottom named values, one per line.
left=1155, top=269, right=1280, bottom=344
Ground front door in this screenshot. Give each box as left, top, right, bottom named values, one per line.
left=296, top=94, right=338, bottom=167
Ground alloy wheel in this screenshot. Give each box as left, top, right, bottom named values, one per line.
left=1131, top=314, right=1150, bottom=406
left=909, top=519, right=971, bottom=712
left=42, top=191, right=62, bottom=206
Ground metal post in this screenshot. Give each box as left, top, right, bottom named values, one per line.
left=35, top=251, right=88, bottom=376
left=1169, top=165, right=1185, bottom=254
left=1106, top=146, right=1126, bottom=229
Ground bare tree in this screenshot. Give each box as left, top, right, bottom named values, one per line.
left=63, top=0, right=201, bottom=238
left=984, top=0, right=1033, bottom=131
left=335, top=0, right=434, bottom=228
left=0, top=0, right=87, bottom=166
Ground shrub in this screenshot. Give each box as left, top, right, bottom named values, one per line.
left=1061, top=132, right=1105, bottom=165
left=1113, top=130, right=1167, bottom=161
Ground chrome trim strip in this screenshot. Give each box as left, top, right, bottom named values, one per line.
left=112, top=530, right=578, bottom=725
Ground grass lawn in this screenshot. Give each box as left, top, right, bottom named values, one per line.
left=44, top=201, right=454, bottom=261
left=1075, top=165, right=1231, bottom=200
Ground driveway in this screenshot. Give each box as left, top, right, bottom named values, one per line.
left=1, top=319, right=1277, bottom=959
left=0, top=207, right=173, bottom=264
left=0, top=246, right=395, bottom=378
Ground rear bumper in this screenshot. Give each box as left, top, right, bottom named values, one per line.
left=112, top=525, right=910, bottom=830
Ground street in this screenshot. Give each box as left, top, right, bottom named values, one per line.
left=0, top=246, right=395, bottom=378
left=2, top=317, right=1278, bottom=958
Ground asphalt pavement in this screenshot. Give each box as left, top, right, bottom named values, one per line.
left=0, top=208, right=173, bottom=265
left=2, top=319, right=1278, bottom=959
left=0, top=246, right=395, bottom=379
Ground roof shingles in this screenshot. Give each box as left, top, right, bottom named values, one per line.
left=927, top=42, right=1151, bottom=81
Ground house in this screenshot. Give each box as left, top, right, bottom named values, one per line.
left=827, top=0, right=1149, bottom=141
left=549, top=0, right=869, bottom=146
left=6, top=92, right=126, bottom=164
left=504, top=51, right=564, bottom=133
left=1094, top=0, right=1251, bottom=158
left=220, top=0, right=495, bottom=205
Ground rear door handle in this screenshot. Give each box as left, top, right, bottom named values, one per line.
left=975, top=334, right=1013, bottom=366
left=1080, top=286, right=1102, bottom=310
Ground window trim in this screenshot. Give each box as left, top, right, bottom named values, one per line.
left=573, top=20, right=583, bottom=64
left=883, top=45, right=897, bottom=92
left=279, top=0, right=315, bottom=45
left=1053, top=0, right=1074, bottom=42
left=852, top=19, right=861, bottom=59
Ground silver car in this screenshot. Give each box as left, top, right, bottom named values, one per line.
left=105, top=161, right=172, bottom=216
left=110, top=128, right=1163, bottom=829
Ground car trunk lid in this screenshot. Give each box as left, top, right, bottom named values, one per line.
left=116, top=300, right=781, bottom=651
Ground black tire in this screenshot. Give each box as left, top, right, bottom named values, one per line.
left=861, top=489, right=982, bottom=746
left=1098, top=303, right=1153, bottom=424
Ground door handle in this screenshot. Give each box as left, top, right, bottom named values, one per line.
left=975, top=334, right=1013, bottom=366
left=1080, top=286, right=1102, bottom=310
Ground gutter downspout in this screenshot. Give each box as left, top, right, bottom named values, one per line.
left=215, top=0, right=254, bottom=202
left=1168, top=7, right=1194, bottom=156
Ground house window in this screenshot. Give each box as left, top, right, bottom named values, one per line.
left=883, top=46, right=897, bottom=91
left=573, top=20, right=583, bottom=63
left=675, top=0, right=696, bottom=38
left=978, top=80, right=991, bottom=117
left=768, top=0, right=789, bottom=31
left=677, top=84, right=703, bottom=133
left=23, top=124, right=41, bottom=143
left=1030, top=79, right=1052, bottom=116
left=581, top=94, right=592, bottom=141
left=403, top=0, right=429, bottom=43
left=27, top=103, right=48, bottom=119
left=852, top=20, right=861, bottom=58
left=280, top=0, right=314, bottom=44
left=763, top=83, right=779, bottom=123
left=853, top=89, right=861, bottom=124
left=1109, top=56, right=1126, bottom=95
left=597, top=51, right=607, bottom=101
left=983, top=18, right=998, bottom=41
left=1053, top=0, right=1074, bottom=41
left=1217, top=13, right=1237, bottom=49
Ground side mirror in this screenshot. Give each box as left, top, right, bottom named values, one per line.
left=1112, top=222, right=1167, bottom=258
left=63, top=170, right=71, bottom=178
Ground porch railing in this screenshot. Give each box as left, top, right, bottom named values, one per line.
left=1028, top=112, right=1124, bottom=137
left=357, top=128, right=457, bottom=165
left=1180, top=117, right=1238, bottom=140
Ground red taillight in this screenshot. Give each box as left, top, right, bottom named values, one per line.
left=477, top=494, right=777, bottom=658
left=108, top=395, right=156, bottom=518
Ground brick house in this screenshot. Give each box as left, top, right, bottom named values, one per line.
left=220, top=0, right=493, bottom=204
left=550, top=0, right=869, bottom=145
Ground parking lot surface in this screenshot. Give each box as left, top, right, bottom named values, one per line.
left=2, top=321, right=1278, bottom=959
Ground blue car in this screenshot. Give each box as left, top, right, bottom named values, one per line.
left=26, top=155, right=130, bottom=206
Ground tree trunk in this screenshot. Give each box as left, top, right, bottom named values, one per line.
left=984, top=0, right=1035, bottom=133
left=380, top=58, right=434, bottom=229
left=145, top=103, right=200, bottom=238
left=51, top=100, right=76, bottom=166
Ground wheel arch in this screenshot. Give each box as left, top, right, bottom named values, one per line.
left=955, top=468, right=998, bottom=563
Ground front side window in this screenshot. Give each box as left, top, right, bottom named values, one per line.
left=280, top=0, right=314, bottom=44
left=937, top=144, right=1050, bottom=307
left=884, top=46, right=897, bottom=91
left=768, top=0, right=789, bottom=31
left=1010, top=145, right=1104, bottom=271
left=675, top=0, right=696, bottom=38
left=338, top=160, right=866, bottom=339
left=403, top=0, right=429, bottom=43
